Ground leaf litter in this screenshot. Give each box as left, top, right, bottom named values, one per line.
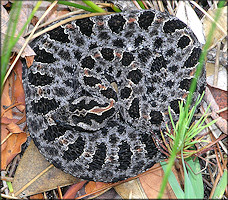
left=1, top=0, right=227, bottom=199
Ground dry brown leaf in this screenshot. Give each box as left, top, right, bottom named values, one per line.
left=1, top=131, right=27, bottom=170
left=17, top=2, right=37, bottom=36
left=139, top=163, right=177, bottom=199
left=202, top=6, right=227, bottom=47
left=25, top=55, right=35, bottom=68
left=7, top=122, right=24, bottom=134
left=1, top=117, right=19, bottom=124
left=1, top=60, right=28, bottom=170
left=1, top=125, right=9, bottom=152
left=1, top=5, right=36, bottom=58
left=115, top=179, right=147, bottom=199
left=85, top=181, right=110, bottom=196
left=12, top=140, right=80, bottom=198
left=204, top=86, right=227, bottom=135
left=14, top=58, right=23, bottom=80
left=12, top=60, right=26, bottom=112
left=1, top=79, right=12, bottom=119
left=32, top=1, right=69, bottom=25
left=63, top=180, right=88, bottom=199
left=1, top=117, right=18, bottom=124
left=44, top=4, right=70, bottom=23
left=29, top=193, right=44, bottom=199
left=207, top=84, right=227, bottom=120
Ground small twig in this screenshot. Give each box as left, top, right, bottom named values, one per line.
left=57, top=186, right=63, bottom=199
left=0, top=194, right=18, bottom=199
left=202, top=177, right=213, bottom=189
left=8, top=155, right=20, bottom=177
left=189, top=1, right=226, bottom=35
left=213, top=41, right=221, bottom=86
left=157, top=0, right=165, bottom=12
left=142, top=1, right=149, bottom=9
left=1, top=102, right=23, bottom=118
left=88, top=188, right=112, bottom=199
left=1, top=133, right=13, bottom=145
left=75, top=164, right=164, bottom=199
left=24, top=9, right=88, bottom=37
left=1, top=171, right=9, bottom=195
left=166, top=1, right=174, bottom=15
left=194, top=107, right=228, bottom=117
left=1, top=176, right=14, bottom=182
left=53, top=189, right=58, bottom=199
left=208, top=35, right=226, bottom=51
left=208, top=165, right=215, bottom=185
left=209, top=170, right=221, bottom=198
left=211, top=133, right=224, bottom=177
left=132, top=1, right=142, bottom=9
left=14, top=164, right=54, bottom=197
left=144, top=1, right=154, bottom=10
left=43, top=191, right=48, bottom=199
left=1, top=186, right=8, bottom=192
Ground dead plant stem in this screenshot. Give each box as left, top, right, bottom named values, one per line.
left=213, top=41, right=221, bottom=86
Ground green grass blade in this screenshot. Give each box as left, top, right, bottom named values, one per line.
left=160, top=161, right=184, bottom=198
left=186, top=119, right=217, bottom=142
left=158, top=1, right=226, bottom=199
left=82, top=0, right=106, bottom=13
left=212, top=169, right=227, bottom=199
left=1, top=1, right=42, bottom=91
left=136, top=1, right=146, bottom=9
left=185, top=93, right=204, bottom=129
left=181, top=152, right=196, bottom=199
left=1, top=1, right=22, bottom=90
left=52, top=0, right=96, bottom=12
left=6, top=181, right=13, bottom=193
left=184, top=0, right=226, bottom=115
left=168, top=106, right=177, bottom=134
left=10, top=1, right=42, bottom=51
left=111, top=4, right=122, bottom=12
left=186, top=157, right=204, bottom=199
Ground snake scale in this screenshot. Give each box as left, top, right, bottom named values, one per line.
left=22, top=9, right=206, bottom=182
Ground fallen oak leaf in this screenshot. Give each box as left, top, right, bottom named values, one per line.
left=1, top=124, right=9, bottom=152
left=12, top=140, right=79, bottom=197
left=207, top=83, right=227, bottom=120
left=7, top=122, right=24, bottom=134
left=1, top=130, right=27, bottom=170
left=14, top=165, right=54, bottom=197
left=1, top=78, right=13, bottom=119
left=1, top=117, right=19, bottom=124
left=1, top=112, right=27, bottom=126
left=12, top=73, right=25, bottom=112
left=139, top=163, right=177, bottom=199
left=1, top=4, right=36, bottom=58
left=25, top=55, right=35, bottom=68
left=14, top=113, right=27, bottom=125
left=74, top=165, right=175, bottom=199
left=1, top=102, right=23, bottom=118
left=114, top=179, right=147, bottom=199
left=63, top=180, right=88, bottom=199
left=85, top=181, right=111, bottom=197
left=204, top=86, right=227, bottom=134
left=12, top=60, right=26, bottom=112
left=29, top=193, right=44, bottom=199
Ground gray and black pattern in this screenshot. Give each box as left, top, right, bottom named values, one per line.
left=22, top=9, right=206, bottom=182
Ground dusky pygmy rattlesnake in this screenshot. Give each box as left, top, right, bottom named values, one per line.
left=22, top=9, right=206, bottom=182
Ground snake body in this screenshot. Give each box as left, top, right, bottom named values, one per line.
left=22, top=9, right=205, bottom=182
